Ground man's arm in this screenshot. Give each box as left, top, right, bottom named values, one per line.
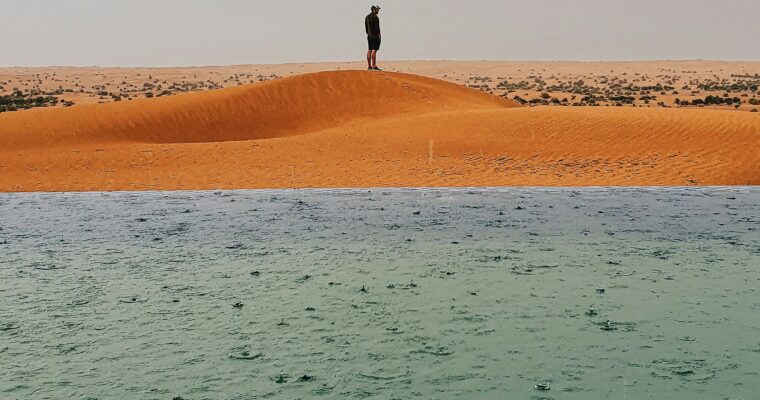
left=372, top=15, right=381, bottom=38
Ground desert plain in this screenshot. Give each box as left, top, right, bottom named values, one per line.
left=1, top=61, right=758, bottom=191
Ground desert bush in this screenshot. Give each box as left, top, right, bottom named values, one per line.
left=0, top=93, right=58, bottom=113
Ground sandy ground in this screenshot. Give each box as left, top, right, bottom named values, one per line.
left=1, top=68, right=758, bottom=191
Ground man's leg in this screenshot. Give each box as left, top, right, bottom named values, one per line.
left=367, top=50, right=372, bottom=69
left=371, top=51, right=377, bottom=69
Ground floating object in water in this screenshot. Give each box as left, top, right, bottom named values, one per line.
left=515, top=204, right=525, bottom=210
left=275, top=371, right=287, bottom=384
left=136, top=217, right=147, bottom=222
left=173, top=396, right=186, bottom=400
left=409, top=280, right=418, bottom=288
left=250, top=270, right=260, bottom=276
left=213, top=188, right=222, bottom=196
left=534, top=381, right=550, bottom=391
left=468, top=291, right=478, bottom=296
left=360, top=283, right=368, bottom=293
left=585, top=305, right=598, bottom=316
left=0, top=322, right=21, bottom=331
left=596, top=288, right=606, bottom=295
left=298, top=374, right=315, bottom=382
left=387, top=284, right=396, bottom=289
left=601, top=320, right=616, bottom=331
left=305, top=307, right=316, bottom=312
left=118, top=297, right=139, bottom=304
left=412, top=210, right=421, bottom=215
left=233, top=302, right=243, bottom=309
left=277, top=317, right=288, bottom=326
left=228, top=348, right=263, bottom=361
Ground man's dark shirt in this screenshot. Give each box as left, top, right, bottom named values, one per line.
left=365, top=13, right=381, bottom=40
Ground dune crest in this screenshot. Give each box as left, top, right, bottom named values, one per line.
left=0, top=71, right=516, bottom=149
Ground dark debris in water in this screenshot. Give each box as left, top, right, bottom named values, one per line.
left=412, top=345, right=454, bottom=356
left=596, top=320, right=637, bottom=332
left=228, top=348, right=263, bottom=361
left=0, top=322, right=21, bottom=331
left=511, top=264, right=558, bottom=275
left=31, top=263, right=66, bottom=271
left=275, top=372, right=288, bottom=384
left=118, top=297, right=144, bottom=304
left=650, top=358, right=715, bottom=382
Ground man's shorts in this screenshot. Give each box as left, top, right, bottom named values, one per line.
left=368, top=38, right=381, bottom=51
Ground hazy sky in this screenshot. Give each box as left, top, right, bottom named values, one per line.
left=3, top=0, right=759, bottom=67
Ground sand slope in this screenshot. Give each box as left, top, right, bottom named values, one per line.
left=0, top=71, right=515, bottom=149
left=1, top=71, right=758, bottom=191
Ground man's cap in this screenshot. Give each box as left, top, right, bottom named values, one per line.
left=372, top=5, right=381, bottom=10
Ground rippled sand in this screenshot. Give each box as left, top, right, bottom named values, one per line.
left=1, top=188, right=758, bottom=399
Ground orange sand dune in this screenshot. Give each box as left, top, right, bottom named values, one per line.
left=1, top=71, right=515, bottom=149
left=0, top=70, right=758, bottom=191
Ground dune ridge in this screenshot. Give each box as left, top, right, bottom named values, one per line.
left=0, top=70, right=758, bottom=191
left=0, top=71, right=515, bottom=149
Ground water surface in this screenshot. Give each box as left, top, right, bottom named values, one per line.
left=1, top=188, right=759, bottom=399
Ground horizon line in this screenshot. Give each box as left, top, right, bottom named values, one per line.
left=3, top=59, right=760, bottom=70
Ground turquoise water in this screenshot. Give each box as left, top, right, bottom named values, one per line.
left=1, top=188, right=758, bottom=399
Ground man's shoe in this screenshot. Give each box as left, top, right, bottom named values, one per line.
left=373, top=66, right=382, bottom=71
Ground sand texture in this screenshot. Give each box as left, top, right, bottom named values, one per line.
left=1, top=70, right=758, bottom=191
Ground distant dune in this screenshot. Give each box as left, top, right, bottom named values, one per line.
left=0, top=70, right=758, bottom=191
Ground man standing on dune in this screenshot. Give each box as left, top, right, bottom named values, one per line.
left=365, top=5, right=382, bottom=71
